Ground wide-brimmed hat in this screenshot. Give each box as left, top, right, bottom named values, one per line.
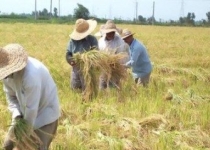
left=70, top=18, right=97, bottom=40
left=94, top=24, right=105, bottom=37
left=0, top=43, right=28, bottom=80
left=121, top=28, right=135, bottom=39
left=102, top=20, right=118, bottom=34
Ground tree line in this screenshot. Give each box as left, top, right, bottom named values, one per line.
left=0, top=3, right=210, bottom=26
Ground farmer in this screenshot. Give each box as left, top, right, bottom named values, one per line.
left=0, top=43, right=60, bottom=150
left=98, top=20, right=130, bottom=89
left=94, top=24, right=122, bottom=38
left=121, top=29, right=152, bottom=87
left=66, top=18, right=98, bottom=91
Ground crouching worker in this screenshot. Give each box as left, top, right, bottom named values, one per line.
left=0, top=43, right=60, bottom=150
left=121, top=29, right=152, bottom=87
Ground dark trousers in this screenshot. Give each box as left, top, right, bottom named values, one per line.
left=71, top=66, right=85, bottom=91
left=135, top=72, right=151, bottom=87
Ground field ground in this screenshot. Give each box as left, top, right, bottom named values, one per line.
left=0, top=23, right=210, bottom=150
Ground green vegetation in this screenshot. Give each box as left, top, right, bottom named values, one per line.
left=0, top=23, right=210, bottom=149
left=1, top=3, right=210, bottom=26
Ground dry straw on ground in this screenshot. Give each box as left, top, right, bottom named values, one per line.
left=73, top=50, right=128, bottom=101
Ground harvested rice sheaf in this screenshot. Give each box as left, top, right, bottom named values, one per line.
left=9, top=118, right=42, bottom=150
left=73, top=50, right=128, bottom=101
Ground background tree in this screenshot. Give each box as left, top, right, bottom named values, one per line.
left=206, top=12, right=210, bottom=22
left=179, top=17, right=185, bottom=24
left=53, top=7, right=58, bottom=17
left=39, top=8, right=49, bottom=17
left=138, top=15, right=146, bottom=23
left=73, top=3, right=89, bottom=19
left=186, top=12, right=195, bottom=25
left=147, top=16, right=156, bottom=25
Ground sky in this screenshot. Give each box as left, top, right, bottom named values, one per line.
left=0, top=0, right=209, bottom=21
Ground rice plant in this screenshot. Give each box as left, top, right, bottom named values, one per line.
left=0, top=23, right=210, bottom=149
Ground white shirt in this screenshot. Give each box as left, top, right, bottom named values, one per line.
left=98, top=34, right=130, bottom=64
left=3, top=57, right=60, bottom=129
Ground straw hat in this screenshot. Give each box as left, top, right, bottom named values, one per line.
left=0, top=43, right=28, bottom=80
left=102, top=20, right=117, bottom=34
left=94, top=24, right=105, bottom=37
left=70, top=18, right=97, bottom=40
left=116, top=28, right=122, bottom=35
left=121, top=28, right=135, bottom=39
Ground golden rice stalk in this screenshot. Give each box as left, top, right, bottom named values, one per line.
left=139, top=114, right=168, bottom=129
left=73, top=50, right=128, bottom=101
left=8, top=119, right=42, bottom=150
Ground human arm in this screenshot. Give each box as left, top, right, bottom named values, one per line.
left=125, top=45, right=142, bottom=67
left=3, top=81, right=22, bottom=120
left=66, top=40, right=76, bottom=66
left=90, top=36, right=98, bottom=50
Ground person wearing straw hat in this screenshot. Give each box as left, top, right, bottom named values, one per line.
left=121, top=28, right=152, bottom=87
left=0, top=43, right=60, bottom=150
left=98, top=20, right=130, bottom=89
left=94, top=24, right=122, bottom=38
left=66, top=18, right=98, bottom=91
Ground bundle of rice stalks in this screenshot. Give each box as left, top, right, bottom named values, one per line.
left=156, top=64, right=206, bottom=81
left=8, top=118, right=42, bottom=150
left=139, top=114, right=168, bottom=130
left=73, top=50, right=128, bottom=101
left=173, top=127, right=210, bottom=149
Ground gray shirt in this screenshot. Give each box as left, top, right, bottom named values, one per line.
left=3, top=57, right=60, bottom=129
left=66, top=35, right=98, bottom=63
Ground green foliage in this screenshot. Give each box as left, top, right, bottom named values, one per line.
left=206, top=12, right=210, bottom=23
left=73, top=3, right=90, bottom=19
left=53, top=7, right=58, bottom=18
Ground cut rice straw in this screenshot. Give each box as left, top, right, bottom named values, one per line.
left=8, top=118, right=42, bottom=150
left=73, top=50, right=128, bottom=101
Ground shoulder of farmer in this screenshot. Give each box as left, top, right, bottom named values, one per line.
left=67, top=40, right=74, bottom=52
left=137, top=40, right=147, bottom=50
left=88, top=35, right=98, bottom=45
left=133, top=40, right=144, bottom=52
left=23, top=59, right=42, bottom=89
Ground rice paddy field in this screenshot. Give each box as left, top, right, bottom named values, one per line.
left=0, top=22, right=210, bottom=150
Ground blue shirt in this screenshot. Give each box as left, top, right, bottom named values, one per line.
left=126, top=39, right=152, bottom=78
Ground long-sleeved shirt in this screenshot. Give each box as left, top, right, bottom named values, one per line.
left=98, top=34, right=130, bottom=64
left=3, top=57, right=60, bottom=129
left=126, top=39, right=152, bottom=78
left=66, top=35, right=98, bottom=63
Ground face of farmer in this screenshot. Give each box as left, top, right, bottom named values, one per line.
left=123, top=35, right=133, bottom=46
left=105, top=31, right=115, bottom=41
